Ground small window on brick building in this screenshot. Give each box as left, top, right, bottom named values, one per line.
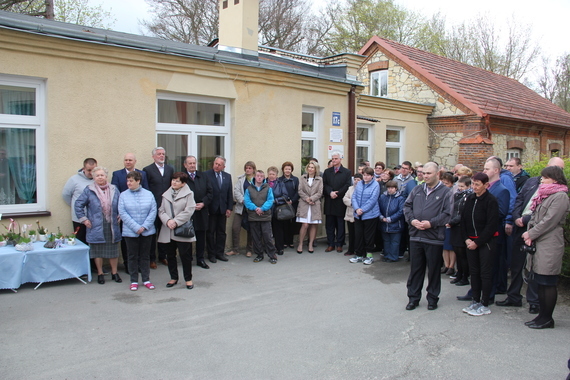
left=551, top=149, right=560, bottom=157
left=370, top=70, right=387, bottom=97
left=506, top=149, right=521, bottom=161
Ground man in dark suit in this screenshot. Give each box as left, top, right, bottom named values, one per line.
left=184, top=155, right=213, bottom=269
left=143, top=147, right=174, bottom=269
left=111, top=153, right=150, bottom=274
left=205, top=155, right=233, bottom=263
left=322, top=152, right=352, bottom=252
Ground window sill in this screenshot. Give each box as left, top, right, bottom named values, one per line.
left=1, top=211, right=52, bottom=218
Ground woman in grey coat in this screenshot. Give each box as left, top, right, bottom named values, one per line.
left=158, top=172, right=196, bottom=289
left=522, top=166, right=569, bottom=329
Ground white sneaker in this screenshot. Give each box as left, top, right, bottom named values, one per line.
left=468, top=304, right=491, bottom=316
left=462, top=301, right=479, bottom=314
left=349, top=256, right=364, bottom=263
left=363, top=257, right=374, bottom=265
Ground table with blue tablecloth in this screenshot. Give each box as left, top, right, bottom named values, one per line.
left=0, top=240, right=91, bottom=291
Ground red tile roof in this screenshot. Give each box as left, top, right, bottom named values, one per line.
left=359, top=36, right=570, bottom=128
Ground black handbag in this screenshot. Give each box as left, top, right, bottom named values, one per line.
left=275, top=198, right=295, bottom=221
left=170, top=202, right=195, bottom=238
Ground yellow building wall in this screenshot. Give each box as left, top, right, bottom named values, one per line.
left=0, top=29, right=353, bottom=234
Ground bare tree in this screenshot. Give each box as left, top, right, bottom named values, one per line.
left=0, top=0, right=49, bottom=16
left=258, top=0, right=309, bottom=51
left=141, top=0, right=218, bottom=45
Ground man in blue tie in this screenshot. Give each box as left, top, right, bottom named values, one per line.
left=205, top=156, right=233, bottom=263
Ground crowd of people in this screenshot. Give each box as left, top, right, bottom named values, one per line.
left=63, top=149, right=570, bottom=330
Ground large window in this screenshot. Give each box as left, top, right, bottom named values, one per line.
left=301, top=107, right=320, bottom=171
left=370, top=70, right=388, bottom=97
left=0, top=76, right=45, bottom=213
left=356, top=124, right=373, bottom=165
left=157, top=93, right=230, bottom=171
left=385, top=127, right=403, bottom=169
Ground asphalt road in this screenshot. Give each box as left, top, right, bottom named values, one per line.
left=2, top=245, right=569, bottom=379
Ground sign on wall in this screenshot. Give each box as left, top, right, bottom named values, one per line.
left=330, top=128, right=343, bottom=143
left=332, top=111, right=341, bottom=126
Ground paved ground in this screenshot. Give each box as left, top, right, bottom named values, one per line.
left=2, top=244, right=570, bottom=380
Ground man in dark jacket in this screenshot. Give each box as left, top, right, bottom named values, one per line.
left=505, top=157, right=530, bottom=193
left=496, top=157, right=565, bottom=313
left=205, top=156, right=233, bottom=263
left=184, top=155, right=213, bottom=269
left=143, top=147, right=174, bottom=269
left=404, top=162, right=452, bottom=311
left=322, top=152, right=352, bottom=252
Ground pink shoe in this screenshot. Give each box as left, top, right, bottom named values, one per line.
left=144, top=282, right=155, bottom=290
left=130, top=283, right=138, bottom=291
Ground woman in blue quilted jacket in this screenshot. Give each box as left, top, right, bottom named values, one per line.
left=118, top=171, right=157, bottom=291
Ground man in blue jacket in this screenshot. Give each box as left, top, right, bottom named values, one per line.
left=404, top=162, right=452, bottom=311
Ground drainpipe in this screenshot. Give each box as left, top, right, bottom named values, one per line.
left=348, top=85, right=356, bottom=172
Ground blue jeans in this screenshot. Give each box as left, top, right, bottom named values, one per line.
left=381, top=231, right=401, bottom=261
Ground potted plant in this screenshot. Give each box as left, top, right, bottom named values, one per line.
left=15, top=236, right=34, bottom=251
left=28, top=229, right=37, bottom=242
left=36, top=220, right=47, bottom=241
left=66, top=234, right=76, bottom=245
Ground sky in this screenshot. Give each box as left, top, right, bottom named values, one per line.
left=96, top=0, right=569, bottom=60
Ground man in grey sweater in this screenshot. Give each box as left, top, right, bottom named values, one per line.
left=404, top=162, right=452, bottom=311
left=62, top=157, right=97, bottom=243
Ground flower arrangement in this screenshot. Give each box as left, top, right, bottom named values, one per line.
left=36, top=220, right=47, bottom=235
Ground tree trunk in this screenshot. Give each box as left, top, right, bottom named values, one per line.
left=44, top=0, right=54, bottom=19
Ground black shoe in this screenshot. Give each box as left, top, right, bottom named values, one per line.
left=496, top=298, right=522, bottom=307
left=253, top=256, right=264, bottom=263
left=527, top=319, right=554, bottom=329
left=166, top=280, right=178, bottom=288
left=186, top=282, right=194, bottom=290
left=216, top=255, right=229, bottom=262
left=405, top=302, right=418, bottom=310
left=457, top=294, right=471, bottom=301
left=529, top=304, right=540, bottom=314
left=450, top=278, right=461, bottom=284
left=277, top=250, right=284, bottom=255
left=208, top=256, right=217, bottom=263
left=97, top=274, right=105, bottom=284
left=111, top=273, right=122, bottom=283
left=427, top=304, right=438, bottom=310
left=269, top=258, right=277, bottom=264
left=197, top=260, right=210, bottom=269
left=308, top=250, right=314, bottom=254
left=455, top=280, right=469, bottom=286
left=524, top=318, right=538, bottom=326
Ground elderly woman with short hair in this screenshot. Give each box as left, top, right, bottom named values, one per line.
left=228, top=161, right=255, bottom=257
left=159, top=172, right=196, bottom=289
left=118, top=171, right=157, bottom=291
left=75, top=166, right=122, bottom=285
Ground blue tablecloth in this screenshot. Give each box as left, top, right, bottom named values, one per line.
left=0, top=241, right=91, bottom=290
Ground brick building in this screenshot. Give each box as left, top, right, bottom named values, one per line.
left=357, top=36, right=570, bottom=170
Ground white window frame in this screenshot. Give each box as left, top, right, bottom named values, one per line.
left=0, top=75, right=46, bottom=213
left=506, top=149, right=521, bottom=161
left=370, top=70, right=388, bottom=97
left=156, top=93, right=231, bottom=172
left=356, top=124, right=373, bottom=164
left=385, top=126, right=404, bottom=168
left=302, top=106, right=320, bottom=165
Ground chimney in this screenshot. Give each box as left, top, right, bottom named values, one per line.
left=218, top=0, right=259, bottom=57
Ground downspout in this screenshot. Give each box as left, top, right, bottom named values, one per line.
left=483, top=113, right=492, bottom=140
left=348, top=85, right=356, bottom=172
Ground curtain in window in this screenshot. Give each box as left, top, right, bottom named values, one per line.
left=0, top=86, right=35, bottom=116
left=6, top=129, right=36, bottom=203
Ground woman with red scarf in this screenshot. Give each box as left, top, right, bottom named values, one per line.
left=522, top=166, right=569, bottom=329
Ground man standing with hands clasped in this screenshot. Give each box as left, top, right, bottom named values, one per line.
left=322, top=152, right=351, bottom=253
left=404, top=162, right=452, bottom=311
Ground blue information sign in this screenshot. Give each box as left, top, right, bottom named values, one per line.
left=332, top=112, right=341, bottom=126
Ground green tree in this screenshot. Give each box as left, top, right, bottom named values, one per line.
left=1, top=0, right=115, bottom=28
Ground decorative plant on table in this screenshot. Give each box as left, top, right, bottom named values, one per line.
left=36, top=220, right=48, bottom=241
left=15, top=235, right=34, bottom=251
left=67, top=226, right=80, bottom=245
left=3, top=218, right=21, bottom=246
left=28, top=229, right=37, bottom=242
